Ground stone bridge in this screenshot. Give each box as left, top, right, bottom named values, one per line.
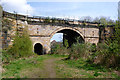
left=28, top=23, right=99, bottom=54
left=3, top=11, right=100, bottom=54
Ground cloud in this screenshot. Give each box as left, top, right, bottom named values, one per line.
left=0, top=0, right=34, bottom=15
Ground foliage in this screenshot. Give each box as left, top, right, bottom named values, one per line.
left=99, top=17, right=108, bottom=26
left=88, top=19, right=119, bottom=68
left=69, top=43, right=91, bottom=60
left=89, top=41, right=120, bottom=68
left=44, top=17, right=50, bottom=23
left=3, top=26, right=33, bottom=63
left=51, top=42, right=69, bottom=55
left=64, top=39, right=69, bottom=48
left=113, top=20, right=120, bottom=44
left=2, top=50, right=13, bottom=63
left=51, top=18, right=57, bottom=23
left=51, top=43, right=60, bottom=54
left=82, top=22, right=86, bottom=26
left=90, top=43, right=97, bottom=52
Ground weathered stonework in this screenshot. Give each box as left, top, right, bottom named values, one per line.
left=3, top=11, right=100, bottom=54
left=28, top=24, right=99, bottom=53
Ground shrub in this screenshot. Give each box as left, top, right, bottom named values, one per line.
left=69, top=43, right=91, bottom=60
left=51, top=43, right=69, bottom=55
left=90, top=43, right=97, bottom=52
left=2, top=50, right=13, bottom=63
left=3, top=26, right=33, bottom=63
left=94, top=20, right=120, bottom=68
left=91, top=42, right=120, bottom=68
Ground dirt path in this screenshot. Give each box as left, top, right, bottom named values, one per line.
left=43, top=58, right=57, bottom=78
left=20, top=56, right=64, bottom=78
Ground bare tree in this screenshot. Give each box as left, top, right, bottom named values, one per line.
left=83, top=16, right=92, bottom=22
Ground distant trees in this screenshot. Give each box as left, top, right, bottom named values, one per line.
left=45, top=17, right=50, bottom=23
left=80, top=16, right=115, bottom=25
left=93, top=17, right=100, bottom=23
left=82, top=16, right=92, bottom=22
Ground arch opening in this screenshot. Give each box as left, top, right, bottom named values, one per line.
left=34, top=43, right=43, bottom=55
left=50, top=29, right=84, bottom=48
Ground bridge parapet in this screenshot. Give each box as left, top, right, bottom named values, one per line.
left=3, top=11, right=99, bottom=27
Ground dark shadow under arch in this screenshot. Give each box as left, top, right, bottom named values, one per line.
left=34, top=43, right=43, bottom=55
left=51, top=29, right=85, bottom=47
left=58, top=29, right=84, bottom=47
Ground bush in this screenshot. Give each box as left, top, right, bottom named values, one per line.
left=2, top=50, right=13, bottom=63
left=91, top=42, right=120, bottom=68
left=3, top=26, right=33, bottom=63
left=69, top=43, right=91, bottom=60
left=90, top=20, right=120, bottom=68
left=51, top=43, right=69, bottom=55
left=90, top=43, right=97, bottom=52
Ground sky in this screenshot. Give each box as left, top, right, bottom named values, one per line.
left=0, top=0, right=119, bottom=42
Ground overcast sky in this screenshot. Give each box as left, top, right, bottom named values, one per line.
left=0, top=0, right=119, bottom=42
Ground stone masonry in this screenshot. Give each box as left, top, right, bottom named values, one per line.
left=3, top=11, right=99, bottom=54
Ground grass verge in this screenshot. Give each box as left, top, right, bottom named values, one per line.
left=55, top=57, right=119, bottom=78
left=2, top=55, right=48, bottom=78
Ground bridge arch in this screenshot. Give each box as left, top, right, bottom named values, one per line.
left=50, top=27, right=84, bottom=39
left=33, top=42, right=43, bottom=55
left=50, top=27, right=85, bottom=47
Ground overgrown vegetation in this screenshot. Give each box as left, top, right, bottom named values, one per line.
left=2, top=26, right=33, bottom=63
left=89, top=20, right=120, bottom=68
left=51, top=19, right=120, bottom=69
left=69, top=43, right=90, bottom=60
left=51, top=42, right=69, bottom=55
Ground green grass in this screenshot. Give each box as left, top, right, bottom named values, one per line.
left=2, top=55, right=48, bottom=78
left=55, top=56, right=119, bottom=78
left=2, top=54, right=119, bottom=78
left=64, top=58, right=119, bottom=78
left=64, top=58, right=107, bottom=72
